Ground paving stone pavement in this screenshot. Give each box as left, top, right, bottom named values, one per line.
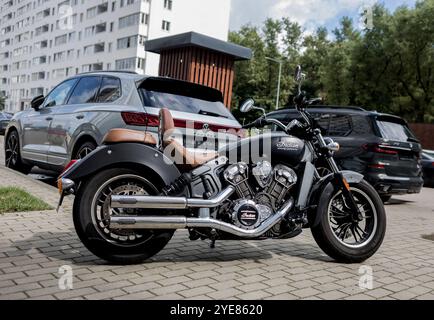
left=0, top=136, right=433, bottom=300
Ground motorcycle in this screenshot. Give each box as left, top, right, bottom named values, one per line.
left=57, top=66, right=386, bottom=264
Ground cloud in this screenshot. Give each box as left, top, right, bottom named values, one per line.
left=230, top=0, right=378, bottom=31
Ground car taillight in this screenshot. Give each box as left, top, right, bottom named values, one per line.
left=368, top=164, right=386, bottom=169
left=121, top=112, right=149, bottom=126
left=60, top=159, right=79, bottom=176
left=122, top=111, right=242, bottom=135
left=363, top=143, right=398, bottom=155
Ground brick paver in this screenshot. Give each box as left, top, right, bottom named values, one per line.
left=0, top=136, right=433, bottom=300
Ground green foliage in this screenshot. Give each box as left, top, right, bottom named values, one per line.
left=230, top=0, right=434, bottom=124
left=0, top=187, right=53, bottom=214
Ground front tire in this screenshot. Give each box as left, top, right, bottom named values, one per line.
left=73, top=168, right=174, bottom=264
left=311, top=179, right=386, bottom=263
left=4, top=130, right=32, bottom=174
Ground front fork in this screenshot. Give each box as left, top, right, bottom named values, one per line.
left=315, top=130, right=363, bottom=222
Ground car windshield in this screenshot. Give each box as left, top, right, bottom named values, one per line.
left=141, top=89, right=235, bottom=120
left=376, top=120, right=416, bottom=142
left=0, top=113, right=12, bottom=120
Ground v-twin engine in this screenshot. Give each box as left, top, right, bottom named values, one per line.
left=223, top=161, right=297, bottom=233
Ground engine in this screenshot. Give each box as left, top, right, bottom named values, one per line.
left=223, top=161, right=297, bottom=234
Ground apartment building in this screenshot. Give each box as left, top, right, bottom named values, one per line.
left=0, top=0, right=231, bottom=112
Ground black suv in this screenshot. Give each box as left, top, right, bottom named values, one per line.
left=268, top=106, right=424, bottom=202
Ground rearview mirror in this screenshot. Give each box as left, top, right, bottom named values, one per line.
left=240, top=99, right=255, bottom=113
left=31, top=95, right=45, bottom=110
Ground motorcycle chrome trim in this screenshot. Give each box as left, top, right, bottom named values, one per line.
left=109, top=198, right=294, bottom=238
left=110, top=186, right=236, bottom=209
left=57, top=178, right=75, bottom=194
left=297, top=162, right=316, bottom=209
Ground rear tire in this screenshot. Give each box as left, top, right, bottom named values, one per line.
left=4, top=130, right=32, bottom=174
left=311, top=179, right=386, bottom=263
left=73, top=168, right=174, bottom=264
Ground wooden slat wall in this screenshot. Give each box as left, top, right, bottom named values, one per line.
left=158, top=47, right=235, bottom=108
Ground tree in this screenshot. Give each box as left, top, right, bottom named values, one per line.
left=229, top=0, right=434, bottom=124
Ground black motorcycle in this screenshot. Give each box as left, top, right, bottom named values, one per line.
left=58, top=66, right=386, bottom=264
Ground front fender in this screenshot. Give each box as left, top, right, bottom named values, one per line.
left=63, top=143, right=182, bottom=188
left=306, top=170, right=364, bottom=228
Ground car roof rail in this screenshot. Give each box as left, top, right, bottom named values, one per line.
left=78, top=70, right=139, bottom=75
left=308, top=105, right=367, bottom=112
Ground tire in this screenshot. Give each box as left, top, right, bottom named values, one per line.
left=380, top=195, right=392, bottom=203
left=73, top=168, right=175, bottom=264
left=73, top=141, right=96, bottom=160
left=4, top=130, right=32, bottom=174
left=311, top=179, right=386, bottom=263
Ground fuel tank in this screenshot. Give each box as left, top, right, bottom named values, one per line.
left=219, top=132, right=308, bottom=167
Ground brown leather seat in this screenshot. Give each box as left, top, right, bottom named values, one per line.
left=103, top=129, right=157, bottom=145
left=159, top=108, right=218, bottom=168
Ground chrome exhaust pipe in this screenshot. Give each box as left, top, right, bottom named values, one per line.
left=110, top=198, right=294, bottom=238
left=111, top=187, right=236, bottom=209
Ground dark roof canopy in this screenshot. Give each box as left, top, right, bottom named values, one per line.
left=145, top=31, right=252, bottom=61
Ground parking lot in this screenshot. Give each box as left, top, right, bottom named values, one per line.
left=0, top=135, right=433, bottom=300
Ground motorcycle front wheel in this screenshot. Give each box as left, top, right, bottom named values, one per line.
left=73, top=168, right=174, bottom=264
left=311, top=179, right=386, bottom=263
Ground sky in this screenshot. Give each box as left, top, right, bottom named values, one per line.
left=229, top=0, right=417, bottom=33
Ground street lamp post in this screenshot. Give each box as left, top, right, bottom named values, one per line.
left=266, top=57, right=283, bottom=110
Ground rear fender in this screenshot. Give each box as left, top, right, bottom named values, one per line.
left=62, top=143, right=183, bottom=188
left=307, top=170, right=364, bottom=228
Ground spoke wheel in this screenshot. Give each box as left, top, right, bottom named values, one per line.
left=75, top=141, right=96, bottom=160
left=5, top=132, right=19, bottom=167
left=327, top=188, right=377, bottom=249
left=77, top=146, right=93, bottom=159
left=91, top=174, right=156, bottom=247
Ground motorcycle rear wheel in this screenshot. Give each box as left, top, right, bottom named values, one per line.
left=73, top=168, right=174, bottom=264
left=311, top=179, right=386, bottom=263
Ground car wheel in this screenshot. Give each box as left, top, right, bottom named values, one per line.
left=74, top=141, right=96, bottom=160
left=4, top=130, right=32, bottom=174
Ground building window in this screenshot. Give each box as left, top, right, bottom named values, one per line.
left=164, top=0, right=173, bottom=10
left=117, top=35, right=138, bottom=49
left=162, top=20, right=171, bottom=31
left=115, top=57, right=136, bottom=70
left=119, top=13, right=141, bottom=29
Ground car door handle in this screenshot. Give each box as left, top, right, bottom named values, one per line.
left=46, top=117, right=53, bottom=121
left=76, top=114, right=84, bottom=120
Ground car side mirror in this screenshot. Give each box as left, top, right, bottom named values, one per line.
left=31, top=95, right=45, bottom=110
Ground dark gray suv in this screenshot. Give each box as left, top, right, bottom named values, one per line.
left=4, top=71, right=241, bottom=174
left=268, top=106, right=424, bottom=202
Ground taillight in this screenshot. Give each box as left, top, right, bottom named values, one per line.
left=363, top=144, right=398, bottom=155
left=121, top=112, right=149, bottom=126
left=60, top=159, right=79, bottom=176
left=368, top=164, right=386, bottom=169
left=122, top=111, right=242, bottom=135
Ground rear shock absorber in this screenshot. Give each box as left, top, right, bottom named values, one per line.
left=161, top=173, right=192, bottom=196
